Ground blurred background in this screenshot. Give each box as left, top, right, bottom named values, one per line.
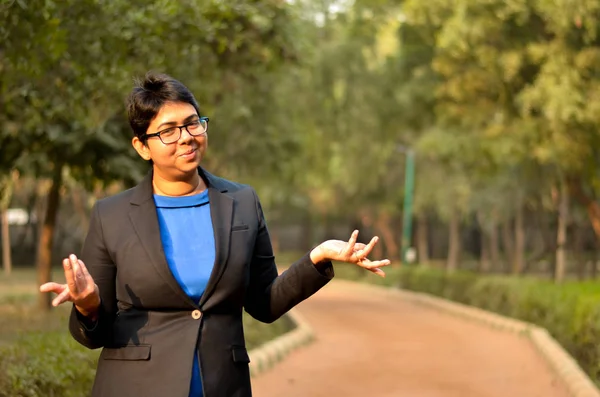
left=3, top=0, right=600, bottom=288
left=2, top=0, right=600, bottom=392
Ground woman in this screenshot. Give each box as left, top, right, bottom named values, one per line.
left=40, top=72, right=390, bottom=397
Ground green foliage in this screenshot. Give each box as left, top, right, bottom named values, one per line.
left=394, top=0, right=600, bottom=241
left=1, top=0, right=303, bottom=185
left=3, top=0, right=599, bottom=248
left=2, top=0, right=600, bottom=298
left=243, top=312, right=295, bottom=350
left=335, top=265, right=600, bottom=384
left=0, top=332, right=98, bottom=397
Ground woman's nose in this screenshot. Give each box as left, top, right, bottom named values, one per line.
left=178, top=127, right=194, bottom=143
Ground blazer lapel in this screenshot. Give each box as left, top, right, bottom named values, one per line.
left=198, top=184, right=233, bottom=308
left=129, top=171, right=198, bottom=308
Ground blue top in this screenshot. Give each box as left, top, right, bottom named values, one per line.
left=154, top=190, right=215, bottom=397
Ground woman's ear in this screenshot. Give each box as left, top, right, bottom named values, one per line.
left=132, top=137, right=152, bottom=161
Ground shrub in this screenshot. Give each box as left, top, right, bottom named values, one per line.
left=243, top=312, right=295, bottom=350
left=0, top=332, right=99, bottom=397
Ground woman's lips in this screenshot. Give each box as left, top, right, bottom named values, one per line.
left=179, top=147, right=197, bottom=159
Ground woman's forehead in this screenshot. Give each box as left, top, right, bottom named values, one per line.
left=152, top=102, right=198, bottom=125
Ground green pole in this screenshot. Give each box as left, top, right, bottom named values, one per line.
left=401, top=150, right=415, bottom=264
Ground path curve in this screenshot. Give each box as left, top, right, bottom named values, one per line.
left=252, top=280, right=569, bottom=397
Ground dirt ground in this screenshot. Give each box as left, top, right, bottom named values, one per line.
left=251, top=280, right=570, bottom=397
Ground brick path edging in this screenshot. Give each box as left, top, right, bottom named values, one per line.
left=353, top=281, right=600, bottom=397
left=248, top=309, right=314, bottom=378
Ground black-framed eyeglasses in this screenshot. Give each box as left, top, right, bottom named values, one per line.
left=141, top=116, right=209, bottom=145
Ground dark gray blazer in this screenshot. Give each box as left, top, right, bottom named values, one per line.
left=68, top=167, right=334, bottom=397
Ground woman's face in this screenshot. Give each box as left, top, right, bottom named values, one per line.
left=132, top=101, right=207, bottom=180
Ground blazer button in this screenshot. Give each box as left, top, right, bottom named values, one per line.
left=191, top=310, right=202, bottom=320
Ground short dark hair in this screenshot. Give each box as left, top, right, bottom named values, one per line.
left=126, top=72, right=201, bottom=140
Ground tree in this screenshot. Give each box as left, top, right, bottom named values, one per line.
left=2, top=0, right=307, bottom=309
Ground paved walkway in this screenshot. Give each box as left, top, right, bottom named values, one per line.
left=252, top=280, right=570, bottom=397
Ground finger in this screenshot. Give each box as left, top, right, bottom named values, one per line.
left=71, top=254, right=87, bottom=292
left=39, top=282, right=66, bottom=294
left=52, top=287, right=72, bottom=306
left=368, top=267, right=386, bottom=278
left=343, top=230, right=359, bottom=257
left=352, top=243, right=369, bottom=261
left=63, top=257, right=78, bottom=294
left=78, top=259, right=92, bottom=280
left=366, top=259, right=392, bottom=268
left=78, top=259, right=95, bottom=291
left=357, top=258, right=392, bottom=269
left=359, top=236, right=379, bottom=258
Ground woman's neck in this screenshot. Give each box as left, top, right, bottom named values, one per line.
left=152, top=170, right=206, bottom=197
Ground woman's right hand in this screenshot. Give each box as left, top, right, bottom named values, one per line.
left=39, top=254, right=101, bottom=319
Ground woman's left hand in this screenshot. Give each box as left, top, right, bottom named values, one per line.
left=311, top=230, right=391, bottom=277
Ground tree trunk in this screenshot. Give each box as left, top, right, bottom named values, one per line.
left=555, top=181, right=569, bottom=283
left=446, top=211, right=461, bottom=273
left=513, top=202, right=525, bottom=274
left=479, top=232, right=490, bottom=273
left=370, top=222, right=383, bottom=261
left=0, top=172, right=16, bottom=276
left=476, top=211, right=490, bottom=272
left=416, top=213, right=429, bottom=264
left=374, top=211, right=398, bottom=260
left=1, top=209, right=11, bottom=275
left=501, top=220, right=514, bottom=273
left=489, top=221, right=499, bottom=272
left=37, top=162, right=63, bottom=311
left=568, top=177, right=600, bottom=241
left=593, top=244, right=599, bottom=279
left=574, top=224, right=585, bottom=280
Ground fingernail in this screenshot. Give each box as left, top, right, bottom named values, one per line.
left=70, top=254, right=77, bottom=261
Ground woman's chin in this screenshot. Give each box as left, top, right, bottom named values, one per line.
left=177, top=157, right=201, bottom=173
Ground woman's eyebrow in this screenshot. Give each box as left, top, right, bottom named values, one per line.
left=184, top=114, right=200, bottom=122
left=156, top=114, right=199, bottom=130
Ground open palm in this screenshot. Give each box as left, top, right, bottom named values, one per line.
left=318, top=230, right=391, bottom=277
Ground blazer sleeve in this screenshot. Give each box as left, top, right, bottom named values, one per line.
left=244, top=188, right=334, bottom=324
left=68, top=201, right=117, bottom=349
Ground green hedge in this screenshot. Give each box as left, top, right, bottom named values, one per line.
left=335, top=264, right=600, bottom=384
left=0, top=332, right=99, bottom=397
